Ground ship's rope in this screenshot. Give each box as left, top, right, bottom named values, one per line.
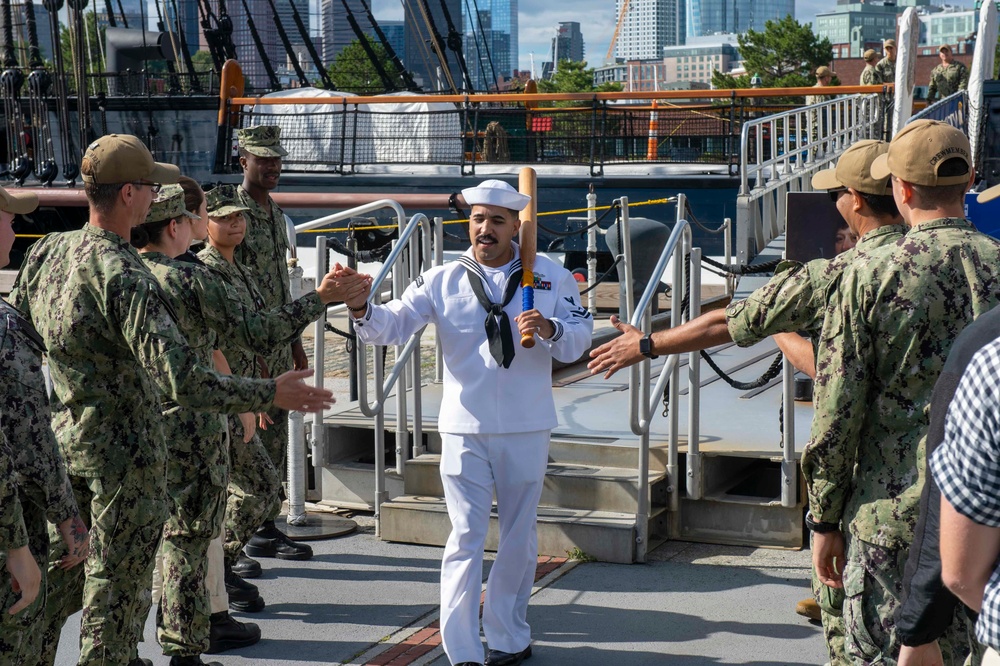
left=483, top=121, right=509, bottom=162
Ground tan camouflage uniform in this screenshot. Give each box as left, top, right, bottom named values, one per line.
left=0, top=300, right=80, bottom=664
left=926, top=62, right=969, bottom=104
left=198, top=241, right=309, bottom=568
left=10, top=224, right=277, bottom=666
left=725, top=223, right=906, bottom=665
left=875, top=58, right=895, bottom=85
left=802, top=218, right=999, bottom=665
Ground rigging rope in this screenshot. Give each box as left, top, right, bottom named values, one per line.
left=359, top=0, right=418, bottom=91
left=238, top=0, right=280, bottom=91
left=437, top=0, right=472, bottom=91
left=264, top=0, right=308, bottom=88
left=289, top=0, right=335, bottom=90
left=470, top=0, right=497, bottom=90
left=339, top=0, right=396, bottom=92
left=169, top=0, right=201, bottom=92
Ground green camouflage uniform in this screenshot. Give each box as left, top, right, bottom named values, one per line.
left=235, top=184, right=294, bottom=507
left=10, top=225, right=277, bottom=666
left=861, top=65, right=883, bottom=87
left=0, top=299, right=80, bottom=664
left=726, top=223, right=905, bottom=665
left=802, top=218, right=999, bottom=665
left=926, top=62, right=969, bottom=104
left=875, top=58, right=895, bottom=85
left=0, top=452, right=30, bottom=659
left=199, top=243, right=322, bottom=566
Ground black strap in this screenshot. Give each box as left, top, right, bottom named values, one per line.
left=464, top=267, right=522, bottom=369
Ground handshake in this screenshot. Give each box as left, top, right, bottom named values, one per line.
left=315, top=262, right=374, bottom=311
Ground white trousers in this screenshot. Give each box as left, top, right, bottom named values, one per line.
left=984, top=647, right=1000, bottom=666
left=438, top=431, right=549, bottom=665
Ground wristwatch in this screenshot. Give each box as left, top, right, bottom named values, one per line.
left=639, top=334, right=658, bottom=359
left=804, top=511, right=839, bottom=533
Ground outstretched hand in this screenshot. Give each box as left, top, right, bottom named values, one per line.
left=272, top=369, right=335, bottom=413
left=318, top=264, right=372, bottom=305
left=587, top=315, right=645, bottom=378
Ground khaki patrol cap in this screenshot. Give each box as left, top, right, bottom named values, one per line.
left=884, top=39, right=896, bottom=48
left=205, top=185, right=250, bottom=218
left=864, top=49, right=878, bottom=62
left=145, top=184, right=199, bottom=224
left=237, top=126, right=288, bottom=158
left=81, top=134, right=179, bottom=185
left=0, top=186, right=37, bottom=214
left=816, top=66, right=836, bottom=78
left=812, top=139, right=892, bottom=195
left=870, top=120, right=971, bottom=186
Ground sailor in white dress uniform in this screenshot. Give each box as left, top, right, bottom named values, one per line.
left=343, top=180, right=593, bottom=666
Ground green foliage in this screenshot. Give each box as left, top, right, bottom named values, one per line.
left=191, top=50, right=215, bottom=72
left=536, top=59, right=622, bottom=107
left=566, top=547, right=597, bottom=562
left=324, top=36, right=405, bottom=94
left=710, top=15, right=833, bottom=90
left=59, top=12, right=105, bottom=77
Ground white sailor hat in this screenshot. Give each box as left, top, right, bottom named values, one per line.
left=461, top=179, right=531, bottom=212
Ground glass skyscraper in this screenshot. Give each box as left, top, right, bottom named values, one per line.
left=686, top=0, right=795, bottom=39
left=464, top=0, right=517, bottom=91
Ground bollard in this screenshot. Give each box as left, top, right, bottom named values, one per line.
left=646, top=100, right=659, bottom=160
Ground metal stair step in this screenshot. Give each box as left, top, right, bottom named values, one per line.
left=379, top=495, right=645, bottom=564
left=403, top=454, right=669, bottom=514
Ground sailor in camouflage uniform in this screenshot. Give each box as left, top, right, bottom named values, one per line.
left=588, top=140, right=906, bottom=665
left=861, top=50, right=883, bottom=87
left=926, top=45, right=969, bottom=105
left=9, top=134, right=333, bottom=666
left=803, top=120, right=995, bottom=665
left=232, top=125, right=316, bottom=569
left=876, top=40, right=896, bottom=86
left=0, top=187, right=89, bottom=664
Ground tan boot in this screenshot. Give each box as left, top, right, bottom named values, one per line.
left=795, top=597, right=822, bottom=621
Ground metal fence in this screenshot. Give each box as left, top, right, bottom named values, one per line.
left=216, top=86, right=892, bottom=177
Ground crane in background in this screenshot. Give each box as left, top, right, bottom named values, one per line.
left=605, top=0, right=632, bottom=63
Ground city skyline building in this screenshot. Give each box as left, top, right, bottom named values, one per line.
left=321, top=0, right=376, bottom=64
left=207, top=0, right=281, bottom=91
left=405, top=0, right=464, bottom=90
left=615, top=0, right=685, bottom=61
left=463, top=0, right=518, bottom=91
left=686, top=0, right=795, bottom=39
left=550, top=21, right=585, bottom=68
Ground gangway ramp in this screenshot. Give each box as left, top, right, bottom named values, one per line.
left=316, top=331, right=811, bottom=564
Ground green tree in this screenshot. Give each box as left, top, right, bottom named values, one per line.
left=325, top=36, right=405, bottom=94
left=711, top=15, right=833, bottom=90
left=536, top=60, right=622, bottom=107
left=59, top=12, right=105, bottom=82
left=191, top=49, right=216, bottom=72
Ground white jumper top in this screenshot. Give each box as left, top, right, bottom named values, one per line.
left=354, top=245, right=594, bottom=434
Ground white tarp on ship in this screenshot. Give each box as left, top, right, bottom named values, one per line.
left=248, top=88, right=462, bottom=170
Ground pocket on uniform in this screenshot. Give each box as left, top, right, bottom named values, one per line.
left=842, top=559, right=884, bottom=663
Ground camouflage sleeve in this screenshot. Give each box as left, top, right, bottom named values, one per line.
left=0, top=322, right=78, bottom=525
left=725, top=260, right=821, bottom=347
left=959, top=64, right=969, bottom=91
left=0, top=453, right=28, bottom=551
left=115, top=273, right=277, bottom=413
left=927, top=71, right=938, bottom=103
left=199, top=272, right=325, bottom=355
left=801, top=272, right=874, bottom=524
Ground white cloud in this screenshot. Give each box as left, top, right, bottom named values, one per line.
left=516, top=0, right=617, bottom=71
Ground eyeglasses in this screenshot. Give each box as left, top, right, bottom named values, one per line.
left=828, top=187, right=848, bottom=202
left=122, top=181, right=161, bottom=194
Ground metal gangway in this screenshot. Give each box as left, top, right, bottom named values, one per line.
left=280, top=88, right=887, bottom=562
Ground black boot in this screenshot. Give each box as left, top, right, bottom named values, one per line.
left=168, top=656, right=223, bottom=666
left=225, top=565, right=265, bottom=613
left=245, top=520, right=313, bottom=560
left=206, top=611, right=262, bottom=654
left=232, top=552, right=262, bottom=579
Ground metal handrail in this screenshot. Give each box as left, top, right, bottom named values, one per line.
left=625, top=192, right=695, bottom=563
left=736, top=93, right=883, bottom=265
left=353, top=212, right=433, bottom=534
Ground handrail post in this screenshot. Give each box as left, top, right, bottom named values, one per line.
left=434, top=217, right=444, bottom=383
left=781, top=357, right=797, bottom=508
left=619, top=197, right=634, bottom=321
left=723, top=218, right=733, bottom=298
left=394, top=242, right=409, bottom=477
left=586, top=188, right=598, bottom=315
left=667, top=227, right=684, bottom=517
left=686, top=246, right=702, bottom=501
left=635, top=305, right=652, bottom=564
left=312, top=236, right=329, bottom=474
